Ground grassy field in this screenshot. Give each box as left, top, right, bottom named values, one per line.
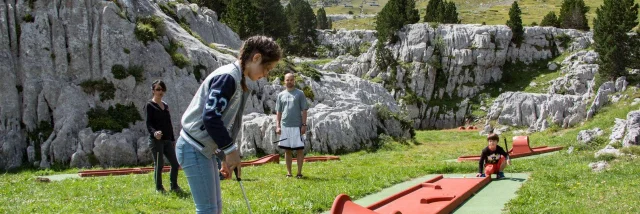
left=327, top=0, right=640, bottom=30
left=2, top=87, right=640, bottom=213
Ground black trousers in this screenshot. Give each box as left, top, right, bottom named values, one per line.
left=150, top=139, right=179, bottom=190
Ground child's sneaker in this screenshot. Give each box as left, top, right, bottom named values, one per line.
left=497, top=172, right=505, bottom=179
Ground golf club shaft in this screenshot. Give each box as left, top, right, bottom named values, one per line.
left=272, top=138, right=288, bottom=144
left=234, top=168, right=253, bottom=214
left=504, top=137, right=510, bottom=178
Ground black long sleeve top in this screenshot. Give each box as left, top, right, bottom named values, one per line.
left=145, top=100, right=175, bottom=141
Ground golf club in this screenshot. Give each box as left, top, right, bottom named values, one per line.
left=272, top=138, right=288, bottom=144
left=234, top=168, right=252, bottom=214
left=215, top=150, right=253, bottom=214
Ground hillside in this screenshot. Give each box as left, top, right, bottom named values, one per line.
left=316, top=0, right=640, bottom=30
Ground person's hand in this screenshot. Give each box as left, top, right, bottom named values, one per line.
left=300, top=126, right=306, bottom=135
left=219, top=163, right=231, bottom=180
left=224, top=149, right=242, bottom=179
left=276, top=127, right=281, bottom=135
left=154, top=131, right=163, bottom=140
left=507, top=159, right=512, bottom=165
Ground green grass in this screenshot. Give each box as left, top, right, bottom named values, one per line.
left=2, top=88, right=640, bottom=213
left=321, top=0, right=391, bottom=15
left=332, top=17, right=377, bottom=30
left=322, top=0, right=640, bottom=30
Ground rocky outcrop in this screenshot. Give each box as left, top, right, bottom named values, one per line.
left=577, top=127, right=603, bottom=144
left=237, top=71, right=410, bottom=156
left=0, top=0, right=241, bottom=170
left=588, top=160, right=609, bottom=172
left=548, top=51, right=599, bottom=97
left=610, top=118, right=627, bottom=144
left=587, top=77, right=628, bottom=119
left=317, top=29, right=376, bottom=58
left=594, top=145, right=622, bottom=158
left=623, top=111, right=640, bottom=147
left=321, top=24, right=592, bottom=129
left=173, top=3, right=241, bottom=49
left=0, top=0, right=414, bottom=169
left=487, top=92, right=587, bottom=131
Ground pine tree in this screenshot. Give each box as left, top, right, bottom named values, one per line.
left=540, top=11, right=560, bottom=27
left=593, top=0, right=639, bottom=80
left=424, top=0, right=458, bottom=24
left=316, top=7, right=330, bottom=29
left=376, top=0, right=419, bottom=44
left=253, top=0, right=289, bottom=41
left=223, top=0, right=260, bottom=39
left=506, top=1, right=523, bottom=45
left=443, top=1, right=459, bottom=24
left=559, top=0, right=590, bottom=30
left=424, top=0, right=442, bottom=22
left=405, top=0, right=420, bottom=24
left=285, top=0, right=317, bottom=56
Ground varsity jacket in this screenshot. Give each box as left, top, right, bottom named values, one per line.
left=180, top=61, right=249, bottom=159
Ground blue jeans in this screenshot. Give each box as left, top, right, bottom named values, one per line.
left=176, top=137, right=222, bottom=214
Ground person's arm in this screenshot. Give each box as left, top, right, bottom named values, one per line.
left=275, top=93, right=283, bottom=134
left=276, top=112, right=282, bottom=128
left=478, top=150, right=487, bottom=174
left=498, top=146, right=511, bottom=165
left=300, top=91, right=309, bottom=134
left=202, top=74, right=237, bottom=154
left=145, top=103, right=157, bottom=135
left=498, top=146, right=510, bottom=160
left=165, top=103, right=175, bottom=141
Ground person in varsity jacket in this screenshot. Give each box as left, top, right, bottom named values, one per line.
left=176, top=36, right=282, bottom=213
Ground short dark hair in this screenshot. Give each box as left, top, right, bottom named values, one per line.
left=487, top=133, right=499, bottom=142
left=152, top=80, right=166, bottom=91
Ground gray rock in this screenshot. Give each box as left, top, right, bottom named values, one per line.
left=632, top=98, right=640, bottom=106
left=176, top=3, right=242, bottom=49
left=588, top=161, right=609, bottom=172
left=136, top=137, right=154, bottom=165
left=495, top=126, right=509, bottom=135
left=93, top=131, right=138, bottom=167
left=488, top=92, right=586, bottom=130
left=319, top=25, right=591, bottom=130
left=27, top=146, right=36, bottom=164
left=594, top=145, right=622, bottom=158
left=611, top=94, right=624, bottom=103
left=610, top=118, right=627, bottom=143
left=236, top=71, right=408, bottom=156
left=317, top=29, right=376, bottom=57
left=567, top=146, right=574, bottom=154
left=549, top=51, right=599, bottom=96
left=70, top=150, right=92, bottom=169
left=587, top=81, right=615, bottom=119
left=577, top=127, right=604, bottom=144
left=623, top=111, right=640, bottom=147
left=615, top=76, right=628, bottom=92
left=78, top=128, right=98, bottom=154
left=547, top=62, right=558, bottom=71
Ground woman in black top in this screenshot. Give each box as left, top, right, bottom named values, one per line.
left=146, top=80, right=181, bottom=193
